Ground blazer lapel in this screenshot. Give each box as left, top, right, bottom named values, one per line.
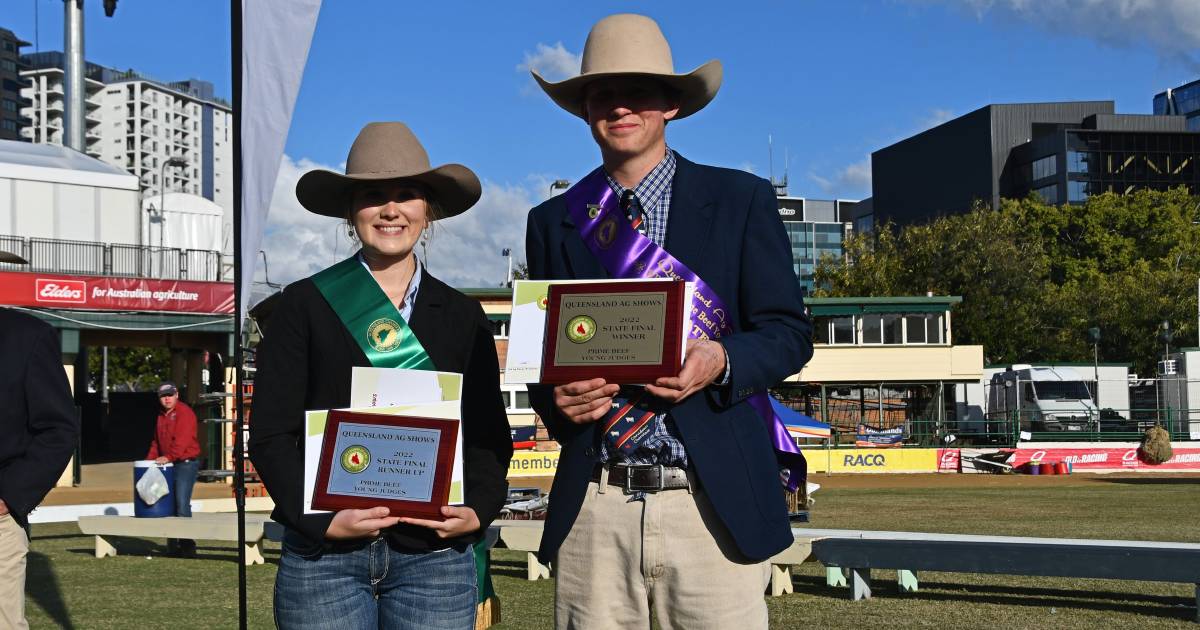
left=406, top=273, right=449, bottom=370
left=560, top=208, right=610, bottom=280
left=664, top=153, right=716, bottom=279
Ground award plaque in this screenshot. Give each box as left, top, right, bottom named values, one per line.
left=541, top=280, right=686, bottom=384
left=312, top=410, right=459, bottom=520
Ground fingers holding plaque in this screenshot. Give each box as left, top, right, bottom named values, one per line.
left=541, top=280, right=687, bottom=384
left=312, top=410, right=458, bottom=520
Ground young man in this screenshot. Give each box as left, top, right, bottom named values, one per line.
left=0, top=248, right=80, bottom=630
left=146, top=381, right=200, bottom=556
left=525, top=14, right=813, bottom=630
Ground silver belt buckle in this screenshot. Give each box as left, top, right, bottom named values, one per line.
left=623, top=464, right=666, bottom=493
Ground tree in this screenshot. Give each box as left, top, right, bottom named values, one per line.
left=87, top=346, right=172, bottom=393
left=814, top=188, right=1200, bottom=375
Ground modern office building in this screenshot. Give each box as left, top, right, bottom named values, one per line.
left=1155, top=78, right=1200, bottom=131
left=0, top=28, right=30, bottom=141
left=869, top=101, right=1200, bottom=225
left=776, top=195, right=856, bottom=295
left=19, top=52, right=233, bottom=219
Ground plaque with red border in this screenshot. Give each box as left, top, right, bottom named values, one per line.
left=541, top=280, right=686, bottom=384
left=312, top=410, right=458, bottom=520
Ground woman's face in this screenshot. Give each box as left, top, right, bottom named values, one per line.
left=350, top=182, right=429, bottom=261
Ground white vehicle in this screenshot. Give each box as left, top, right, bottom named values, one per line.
left=988, top=365, right=1098, bottom=432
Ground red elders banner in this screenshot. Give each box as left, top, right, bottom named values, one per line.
left=1010, top=446, right=1200, bottom=472
left=0, top=271, right=234, bottom=314
left=936, top=448, right=960, bottom=473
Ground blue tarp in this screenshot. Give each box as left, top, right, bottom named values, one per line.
left=770, top=398, right=831, bottom=438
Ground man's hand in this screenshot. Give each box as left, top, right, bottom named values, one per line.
left=554, top=378, right=620, bottom=424
left=646, top=339, right=726, bottom=404
left=0, top=499, right=8, bottom=516
left=325, top=507, right=402, bottom=539
left=398, top=506, right=481, bottom=539
left=154, top=457, right=169, bottom=465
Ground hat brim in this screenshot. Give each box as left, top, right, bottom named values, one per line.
left=532, top=59, right=722, bottom=121
left=0, top=250, right=28, bottom=265
left=295, top=163, right=482, bottom=220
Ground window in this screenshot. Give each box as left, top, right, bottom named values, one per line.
left=882, top=314, right=902, bottom=344
left=1067, top=151, right=1093, bottom=173
left=1031, top=155, right=1056, bottom=180
left=1034, top=184, right=1058, bottom=205
left=514, top=390, right=530, bottom=410
left=0, top=59, right=16, bottom=72
left=1, top=99, right=16, bottom=112
left=831, top=316, right=855, bottom=344
left=860, top=314, right=883, bottom=344
left=813, top=317, right=830, bottom=344
left=905, top=315, right=927, bottom=343
left=1, top=119, right=16, bottom=132
left=1068, top=180, right=1089, bottom=202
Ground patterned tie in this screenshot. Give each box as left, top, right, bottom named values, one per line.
left=598, top=189, right=659, bottom=458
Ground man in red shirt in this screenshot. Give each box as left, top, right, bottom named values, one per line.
left=146, top=381, right=200, bottom=556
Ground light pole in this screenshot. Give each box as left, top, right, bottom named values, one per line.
left=549, top=179, right=571, bottom=198
left=501, top=248, right=513, bottom=287
left=1087, top=326, right=1100, bottom=430
left=149, top=156, right=187, bottom=276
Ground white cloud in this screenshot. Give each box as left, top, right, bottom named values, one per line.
left=517, top=42, right=582, bottom=93
left=919, top=0, right=1200, bottom=69
left=808, top=157, right=872, bottom=198
left=254, top=155, right=548, bottom=301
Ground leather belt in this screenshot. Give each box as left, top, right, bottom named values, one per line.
left=591, top=464, right=690, bottom=493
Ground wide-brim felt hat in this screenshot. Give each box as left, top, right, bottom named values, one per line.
left=0, top=249, right=28, bottom=264
left=296, top=122, right=481, bottom=219
left=532, top=13, right=722, bottom=121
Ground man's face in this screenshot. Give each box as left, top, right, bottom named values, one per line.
left=583, top=77, right=679, bottom=160
left=159, top=392, right=179, bottom=411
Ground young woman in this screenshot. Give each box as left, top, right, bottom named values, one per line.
left=249, top=122, right=512, bottom=630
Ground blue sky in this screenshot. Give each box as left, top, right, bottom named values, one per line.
left=6, top=0, right=1199, bottom=287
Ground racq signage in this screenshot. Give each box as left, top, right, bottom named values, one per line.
left=1, top=271, right=233, bottom=314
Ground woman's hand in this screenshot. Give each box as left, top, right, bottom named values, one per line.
left=325, top=507, right=402, bottom=540
left=398, top=506, right=481, bottom=539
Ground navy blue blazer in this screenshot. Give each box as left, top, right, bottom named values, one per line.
left=525, top=152, right=813, bottom=563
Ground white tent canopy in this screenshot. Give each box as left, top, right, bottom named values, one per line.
left=142, top=192, right=226, bottom=254
left=0, top=139, right=139, bottom=190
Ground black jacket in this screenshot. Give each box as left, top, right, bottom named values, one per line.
left=525, top=153, right=813, bottom=563
left=248, top=270, right=512, bottom=552
left=0, top=309, right=79, bottom=528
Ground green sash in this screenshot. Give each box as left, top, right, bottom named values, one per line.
left=311, top=255, right=434, bottom=371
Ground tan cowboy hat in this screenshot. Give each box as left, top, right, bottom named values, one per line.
left=0, top=249, right=28, bottom=264
left=296, top=122, right=481, bottom=219
left=532, top=14, right=722, bottom=121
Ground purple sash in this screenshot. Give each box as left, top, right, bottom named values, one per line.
left=564, top=168, right=807, bottom=492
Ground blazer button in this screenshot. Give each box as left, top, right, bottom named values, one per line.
left=584, top=447, right=596, bottom=457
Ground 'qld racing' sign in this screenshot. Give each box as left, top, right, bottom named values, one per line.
left=1010, top=446, right=1200, bottom=471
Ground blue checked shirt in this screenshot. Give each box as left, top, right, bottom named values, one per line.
left=597, top=149, right=729, bottom=467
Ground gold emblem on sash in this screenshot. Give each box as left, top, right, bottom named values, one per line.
left=367, top=317, right=403, bottom=352
left=587, top=204, right=601, bottom=219
left=595, top=217, right=618, bottom=249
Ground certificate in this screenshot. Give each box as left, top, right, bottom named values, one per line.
left=311, top=410, right=458, bottom=519
left=541, top=280, right=687, bottom=384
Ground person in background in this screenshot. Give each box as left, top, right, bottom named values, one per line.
left=146, top=380, right=200, bottom=557
left=0, top=247, right=81, bottom=630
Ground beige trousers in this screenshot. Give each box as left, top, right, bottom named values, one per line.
left=0, top=514, right=29, bottom=630
left=554, top=476, right=770, bottom=630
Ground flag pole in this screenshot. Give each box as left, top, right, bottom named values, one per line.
left=231, top=0, right=248, bottom=627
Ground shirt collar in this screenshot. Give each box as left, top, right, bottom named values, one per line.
left=604, top=147, right=676, bottom=210
left=357, top=251, right=423, bottom=321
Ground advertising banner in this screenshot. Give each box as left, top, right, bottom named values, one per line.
left=855, top=424, right=905, bottom=447
left=936, top=448, right=960, bottom=473
left=508, top=451, right=561, bottom=478
left=0, top=271, right=233, bottom=314
left=1009, top=444, right=1200, bottom=472
left=807, top=448, right=938, bottom=474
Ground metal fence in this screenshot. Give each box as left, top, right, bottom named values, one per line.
left=0, top=235, right=224, bottom=282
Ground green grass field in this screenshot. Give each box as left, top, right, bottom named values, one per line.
left=24, top=476, right=1200, bottom=629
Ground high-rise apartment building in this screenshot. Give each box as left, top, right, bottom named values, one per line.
left=775, top=195, right=856, bottom=295
left=0, top=28, right=31, bottom=141
left=1154, top=78, right=1200, bottom=132
left=19, top=52, right=232, bottom=215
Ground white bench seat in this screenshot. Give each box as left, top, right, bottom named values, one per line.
left=77, top=514, right=274, bottom=566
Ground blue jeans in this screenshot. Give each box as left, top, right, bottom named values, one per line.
left=274, top=531, right=477, bottom=630
left=169, top=459, right=198, bottom=552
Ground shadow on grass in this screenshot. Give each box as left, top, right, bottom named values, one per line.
left=791, top=575, right=1194, bottom=622
left=26, top=551, right=76, bottom=630
left=490, top=557, right=537, bottom=580
left=65, top=539, right=281, bottom=565
left=1096, top=477, right=1200, bottom=486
